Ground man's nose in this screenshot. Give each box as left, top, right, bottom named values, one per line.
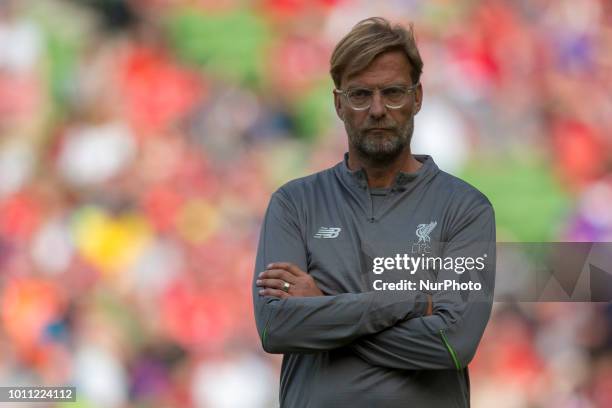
left=369, top=90, right=386, bottom=119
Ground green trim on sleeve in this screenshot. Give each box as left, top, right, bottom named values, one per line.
left=262, top=326, right=268, bottom=346
left=439, top=329, right=462, bottom=370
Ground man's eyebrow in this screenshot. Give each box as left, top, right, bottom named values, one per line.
left=343, top=81, right=412, bottom=89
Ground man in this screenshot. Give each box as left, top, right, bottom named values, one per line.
left=253, top=17, right=495, bottom=407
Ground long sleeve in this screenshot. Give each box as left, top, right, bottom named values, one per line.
left=349, top=197, right=496, bottom=370
left=253, top=189, right=430, bottom=354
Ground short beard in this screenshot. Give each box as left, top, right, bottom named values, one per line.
left=345, top=117, right=414, bottom=164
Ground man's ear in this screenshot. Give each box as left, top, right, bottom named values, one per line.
left=414, top=82, right=423, bottom=115
left=333, top=90, right=344, bottom=122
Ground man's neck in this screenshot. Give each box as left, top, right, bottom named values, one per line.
left=347, top=147, right=423, bottom=188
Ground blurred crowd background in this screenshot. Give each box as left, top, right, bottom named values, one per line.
left=0, top=0, right=611, bottom=407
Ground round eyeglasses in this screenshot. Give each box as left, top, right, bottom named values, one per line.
left=334, top=83, right=419, bottom=111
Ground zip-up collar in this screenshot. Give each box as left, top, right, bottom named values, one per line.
left=334, top=151, right=440, bottom=191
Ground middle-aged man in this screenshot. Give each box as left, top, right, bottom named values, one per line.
left=253, top=17, right=496, bottom=407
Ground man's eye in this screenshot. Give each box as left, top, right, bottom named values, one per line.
left=382, top=87, right=406, bottom=98
left=349, top=89, right=372, bottom=98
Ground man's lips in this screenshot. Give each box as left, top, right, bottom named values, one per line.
left=364, top=127, right=395, bottom=133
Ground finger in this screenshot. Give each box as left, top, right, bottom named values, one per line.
left=255, top=278, right=287, bottom=290
left=259, top=288, right=290, bottom=299
left=267, top=262, right=306, bottom=277
left=259, top=269, right=296, bottom=283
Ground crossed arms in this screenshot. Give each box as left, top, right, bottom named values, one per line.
left=252, top=189, right=496, bottom=370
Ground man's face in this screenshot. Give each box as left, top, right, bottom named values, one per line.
left=334, top=50, right=422, bottom=163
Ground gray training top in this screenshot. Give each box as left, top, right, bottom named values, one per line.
left=253, top=153, right=496, bottom=408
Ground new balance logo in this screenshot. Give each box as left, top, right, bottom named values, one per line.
left=314, top=227, right=341, bottom=239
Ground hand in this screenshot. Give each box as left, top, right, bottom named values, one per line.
left=256, top=262, right=323, bottom=299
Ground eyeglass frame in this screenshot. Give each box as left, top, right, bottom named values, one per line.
left=333, top=82, right=420, bottom=111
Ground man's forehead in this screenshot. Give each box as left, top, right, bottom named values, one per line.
left=341, top=50, right=413, bottom=88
